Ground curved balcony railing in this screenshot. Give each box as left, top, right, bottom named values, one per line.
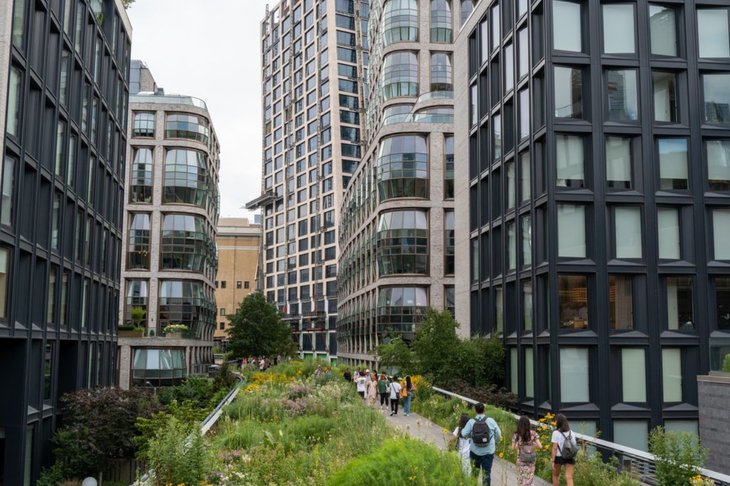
left=416, top=90, right=454, bottom=103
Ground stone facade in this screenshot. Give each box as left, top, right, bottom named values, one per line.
left=698, top=373, right=730, bottom=475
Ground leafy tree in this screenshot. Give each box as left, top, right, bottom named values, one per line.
left=134, top=400, right=208, bottom=458
left=410, top=309, right=462, bottom=384
left=456, top=335, right=506, bottom=386
left=227, top=291, right=297, bottom=359
left=373, top=335, right=416, bottom=375
left=649, top=427, right=708, bottom=485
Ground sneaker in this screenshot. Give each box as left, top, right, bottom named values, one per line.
left=390, top=412, right=394, bottom=416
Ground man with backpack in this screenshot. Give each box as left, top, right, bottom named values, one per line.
left=461, top=402, right=501, bottom=485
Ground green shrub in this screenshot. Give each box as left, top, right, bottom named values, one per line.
left=145, top=416, right=211, bottom=486
left=722, top=353, right=730, bottom=372
left=329, top=438, right=476, bottom=486
left=573, top=452, right=642, bottom=486
left=649, top=427, right=708, bottom=486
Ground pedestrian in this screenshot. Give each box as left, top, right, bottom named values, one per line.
left=511, top=416, right=542, bottom=486
left=451, top=413, right=472, bottom=476
left=356, top=370, right=367, bottom=399
left=314, top=365, right=322, bottom=378
left=344, top=368, right=352, bottom=382
left=461, top=402, right=501, bottom=486
left=389, top=376, right=402, bottom=416
left=367, top=373, right=378, bottom=405
left=326, top=366, right=332, bottom=376
left=551, top=414, right=577, bottom=486
left=378, top=373, right=389, bottom=409
left=403, top=376, right=414, bottom=416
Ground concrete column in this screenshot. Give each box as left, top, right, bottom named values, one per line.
left=118, top=344, right=132, bottom=390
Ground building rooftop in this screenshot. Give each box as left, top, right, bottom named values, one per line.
left=130, top=92, right=209, bottom=111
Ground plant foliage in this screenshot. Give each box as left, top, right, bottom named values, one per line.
left=226, top=291, right=297, bottom=359
left=649, top=427, right=709, bottom=486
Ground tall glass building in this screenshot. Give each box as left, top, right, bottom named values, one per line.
left=0, top=0, right=132, bottom=482
left=117, top=92, right=220, bottom=389
left=454, top=0, right=730, bottom=450
left=248, top=0, right=370, bottom=362
left=337, top=0, right=465, bottom=367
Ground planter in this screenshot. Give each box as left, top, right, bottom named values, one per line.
left=165, top=332, right=183, bottom=339
left=118, top=331, right=144, bottom=338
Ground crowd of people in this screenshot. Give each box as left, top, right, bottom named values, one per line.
left=240, top=355, right=283, bottom=371
left=343, top=367, right=415, bottom=416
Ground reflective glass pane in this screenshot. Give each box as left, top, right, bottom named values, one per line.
left=703, top=74, right=730, bottom=124
left=603, top=4, right=635, bottom=53
left=607, top=69, right=639, bottom=121
left=698, top=9, right=730, bottom=58
left=707, top=140, right=730, bottom=191
left=713, top=209, right=730, bottom=260
left=553, top=1, right=582, bottom=52
left=615, top=206, right=642, bottom=259
left=556, top=134, right=584, bottom=187
left=606, top=136, right=632, bottom=189
left=658, top=138, right=688, bottom=190
left=558, top=204, right=586, bottom=257
left=649, top=5, right=677, bottom=56
left=560, top=347, right=589, bottom=402
left=555, top=67, right=583, bottom=119
left=622, top=348, right=646, bottom=402
left=653, top=71, right=677, bottom=122
left=657, top=207, right=680, bottom=259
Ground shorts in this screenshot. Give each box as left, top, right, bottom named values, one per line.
left=358, top=391, right=365, bottom=398
left=554, top=456, right=575, bottom=465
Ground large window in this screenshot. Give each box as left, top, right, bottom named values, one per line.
left=703, top=74, right=730, bottom=124
left=127, top=213, right=150, bottom=269
left=133, top=112, right=155, bottom=138
left=667, top=277, right=693, bottom=330
left=716, top=278, right=730, bottom=330
left=622, top=348, right=646, bottom=402
left=166, top=114, right=210, bottom=144
left=610, top=275, right=634, bottom=329
left=657, top=207, right=680, bottom=259
left=383, top=0, right=418, bottom=45
left=164, top=149, right=211, bottom=207
left=523, top=281, right=533, bottom=331
left=376, top=135, right=429, bottom=200
left=614, top=421, right=648, bottom=451
left=376, top=210, right=429, bottom=275
left=560, top=347, right=589, bottom=402
left=130, top=148, right=153, bottom=203
left=649, top=5, right=677, bottom=57
left=161, top=214, right=212, bottom=273
left=132, top=349, right=186, bottom=387
left=507, top=222, right=516, bottom=270
left=558, top=204, right=586, bottom=258
left=707, top=139, right=730, bottom=191
left=0, top=248, right=8, bottom=319
left=7, top=67, right=21, bottom=137
left=555, top=67, right=583, bottom=119
left=615, top=206, right=642, bottom=259
left=519, top=89, right=530, bottom=140
left=376, top=287, right=428, bottom=338
left=556, top=135, right=584, bottom=187
left=445, top=135, right=454, bottom=198
left=553, top=1, right=582, bottom=52
left=461, top=0, right=474, bottom=26
left=506, top=162, right=516, bottom=210
left=662, top=348, right=682, bottom=402
left=159, top=280, right=215, bottom=336
left=698, top=9, right=730, bottom=58
left=430, top=53, right=453, bottom=92
left=713, top=208, right=730, bottom=260
left=607, top=70, right=638, bottom=121
left=382, top=52, right=419, bottom=100
left=125, top=280, right=148, bottom=327
left=520, top=152, right=531, bottom=202
left=603, top=4, right=635, bottom=54
left=1, top=156, right=15, bottom=226
left=47, top=267, right=57, bottom=325
left=653, top=71, right=678, bottom=123
left=431, top=0, right=452, bottom=42
left=521, top=215, right=532, bottom=267
left=657, top=138, right=688, bottom=190
left=559, top=275, right=589, bottom=329
left=445, top=211, right=455, bottom=274
left=606, top=136, right=632, bottom=189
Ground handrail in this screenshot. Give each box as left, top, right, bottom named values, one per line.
left=431, top=386, right=730, bottom=486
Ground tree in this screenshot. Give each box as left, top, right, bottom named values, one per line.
left=410, top=308, right=462, bottom=384
left=649, top=427, right=708, bottom=485
left=373, top=335, right=416, bottom=375
left=227, top=291, right=297, bottom=359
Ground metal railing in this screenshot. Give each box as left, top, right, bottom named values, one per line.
left=432, top=386, right=730, bottom=486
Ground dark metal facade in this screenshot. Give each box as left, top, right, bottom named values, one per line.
left=1, top=0, right=130, bottom=482
left=461, top=0, right=730, bottom=450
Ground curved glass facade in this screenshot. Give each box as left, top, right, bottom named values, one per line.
left=164, top=149, right=211, bottom=207
left=130, top=148, right=153, bottom=203
left=160, top=214, right=214, bottom=273
left=132, top=348, right=186, bottom=387
left=411, top=107, right=454, bottom=123
left=383, top=104, right=413, bottom=125
left=383, top=0, right=419, bottom=45
left=382, top=52, right=419, bottom=100
left=377, top=286, right=428, bottom=337
left=133, top=112, right=155, bottom=138
left=158, top=280, right=216, bottom=337
left=127, top=213, right=151, bottom=269
left=431, top=0, right=453, bottom=42
left=377, top=210, right=429, bottom=275
left=430, top=53, right=453, bottom=91
left=165, top=113, right=210, bottom=144
left=376, top=135, right=429, bottom=199
left=461, top=0, right=475, bottom=26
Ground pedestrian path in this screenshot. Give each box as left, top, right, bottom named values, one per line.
left=380, top=407, right=551, bottom=486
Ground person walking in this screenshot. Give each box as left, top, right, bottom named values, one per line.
left=511, top=416, right=542, bottom=486
left=461, top=402, right=501, bottom=486
left=356, top=371, right=367, bottom=399
left=451, top=413, right=472, bottom=477
left=366, top=373, right=378, bottom=405
left=551, top=414, right=577, bottom=486
left=378, top=373, right=389, bottom=409
left=389, top=376, right=402, bottom=416
left=403, top=376, right=414, bottom=416
left=343, top=368, right=352, bottom=383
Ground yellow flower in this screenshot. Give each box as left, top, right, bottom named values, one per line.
left=499, top=453, right=504, bottom=458
left=443, top=428, right=449, bottom=434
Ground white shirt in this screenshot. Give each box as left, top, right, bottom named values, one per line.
left=453, top=427, right=471, bottom=459
left=551, top=430, right=575, bottom=457
left=356, top=376, right=367, bottom=392
left=389, top=381, right=402, bottom=399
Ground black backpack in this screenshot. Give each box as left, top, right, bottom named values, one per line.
left=560, top=431, right=578, bottom=460
left=472, top=417, right=491, bottom=447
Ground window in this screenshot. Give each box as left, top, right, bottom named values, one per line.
left=491, top=3, right=500, bottom=50
left=649, top=5, right=677, bottom=57
left=658, top=138, right=688, bottom=190
left=556, top=135, right=584, bottom=188
left=607, top=70, right=638, bottom=121
left=622, top=348, right=646, bottom=402
left=558, top=204, right=586, bottom=258
left=519, top=89, right=529, bottom=139
left=159, top=281, right=215, bottom=337
left=652, top=71, right=677, bottom=123
left=125, top=280, right=148, bottom=327
left=47, top=267, right=57, bottom=324
left=713, top=209, right=730, bottom=260
left=615, top=206, right=642, bottom=259
left=603, top=4, right=635, bottom=54
left=698, top=9, right=730, bottom=58
left=518, top=28, right=529, bottom=78
left=130, top=148, right=153, bottom=203
left=470, top=84, right=478, bottom=126
left=430, top=53, right=453, bottom=91
left=51, top=194, right=60, bottom=250
left=520, top=152, right=531, bottom=202
left=133, top=112, right=155, bottom=137
left=132, top=348, right=187, bottom=387
left=60, top=51, right=70, bottom=107
left=376, top=135, right=429, bottom=200
left=703, top=74, right=730, bottom=124
left=376, top=210, right=429, bottom=275
left=12, top=0, right=25, bottom=47
left=1, top=156, right=14, bottom=226
left=493, top=114, right=502, bottom=159
left=166, top=114, right=210, bottom=143
left=0, top=248, right=8, bottom=318
left=715, top=278, right=730, bottom=330
left=495, top=287, right=504, bottom=334
left=382, top=0, right=419, bottom=45
left=221, top=281, right=227, bottom=289
left=461, top=0, right=474, bottom=26
left=431, top=0, right=452, bottom=42
left=521, top=215, right=532, bottom=267
left=507, top=222, right=516, bottom=270
left=382, top=52, right=419, bottom=100
left=662, top=348, right=682, bottom=402
left=559, top=275, right=589, bottom=329
left=667, top=277, right=693, bottom=330
left=510, top=348, right=518, bottom=393
left=445, top=135, right=454, bottom=198
left=445, top=211, right=455, bottom=274
left=44, top=343, right=53, bottom=402
left=606, top=136, right=632, bottom=189
left=164, top=149, right=211, bottom=207
left=161, top=214, right=213, bottom=272
left=376, top=287, right=429, bottom=336
left=657, top=207, right=680, bottom=259
left=504, top=44, right=514, bottom=92
left=560, top=348, right=589, bottom=402
left=245, top=281, right=250, bottom=289
left=55, top=121, right=66, bottom=177
left=236, top=281, right=242, bottom=289
left=506, top=162, right=516, bottom=210
left=707, top=140, right=730, bottom=191
left=127, top=214, right=151, bottom=269
left=220, top=308, right=226, bottom=316
left=553, top=1, right=582, bottom=52
left=554, top=67, right=583, bottom=119
left=7, top=67, right=21, bottom=137
left=610, top=275, right=634, bottom=329
left=523, top=281, right=533, bottom=331
left=614, top=421, right=648, bottom=451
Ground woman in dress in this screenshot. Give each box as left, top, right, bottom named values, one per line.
left=366, top=373, right=378, bottom=405
left=511, top=415, right=542, bottom=486
left=451, top=413, right=472, bottom=476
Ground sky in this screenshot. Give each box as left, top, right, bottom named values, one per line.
left=126, top=0, right=271, bottom=220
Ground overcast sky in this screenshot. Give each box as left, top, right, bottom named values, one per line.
left=126, top=0, right=271, bottom=220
